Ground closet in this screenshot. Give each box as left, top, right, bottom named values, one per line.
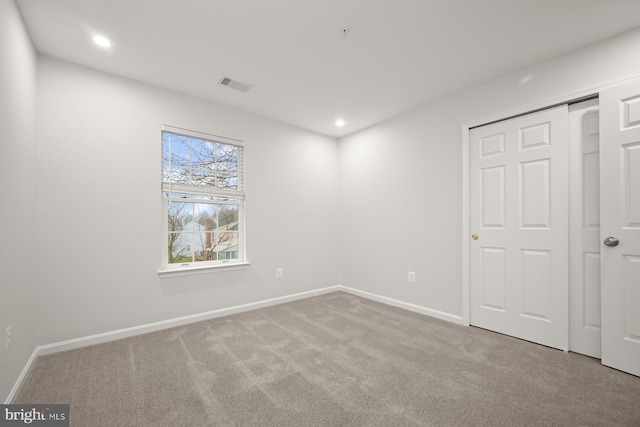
left=467, top=78, right=640, bottom=377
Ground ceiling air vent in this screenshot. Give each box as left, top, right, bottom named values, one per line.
left=218, top=76, right=254, bottom=93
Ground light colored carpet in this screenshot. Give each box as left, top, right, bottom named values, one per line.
left=15, top=291, right=640, bottom=426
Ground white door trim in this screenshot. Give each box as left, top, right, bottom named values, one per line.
left=461, top=74, right=640, bottom=326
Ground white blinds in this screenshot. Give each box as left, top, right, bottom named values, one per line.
left=161, top=124, right=244, bottom=200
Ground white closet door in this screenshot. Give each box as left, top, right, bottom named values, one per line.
left=470, top=105, right=569, bottom=351
left=600, top=78, right=640, bottom=377
left=569, top=99, right=601, bottom=358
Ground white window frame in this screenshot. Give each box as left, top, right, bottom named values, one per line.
left=158, top=125, right=248, bottom=276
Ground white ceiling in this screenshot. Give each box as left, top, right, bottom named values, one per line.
left=16, top=0, right=640, bottom=138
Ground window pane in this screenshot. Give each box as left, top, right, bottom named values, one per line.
left=193, top=233, right=216, bottom=262
left=215, top=144, right=238, bottom=189
left=168, top=231, right=193, bottom=264
left=191, top=138, right=215, bottom=168
left=193, top=202, right=216, bottom=220
left=191, top=167, right=215, bottom=187
left=167, top=201, right=241, bottom=263
left=167, top=202, right=191, bottom=232
left=217, top=204, right=238, bottom=227
left=193, top=203, right=217, bottom=246
left=162, top=134, right=171, bottom=183
left=163, top=133, right=191, bottom=185
left=212, top=231, right=238, bottom=258
left=162, top=131, right=242, bottom=194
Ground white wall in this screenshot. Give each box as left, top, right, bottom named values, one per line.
left=339, top=26, right=640, bottom=317
left=7, top=7, right=640, bottom=400
left=34, top=56, right=339, bottom=345
left=0, top=0, right=38, bottom=401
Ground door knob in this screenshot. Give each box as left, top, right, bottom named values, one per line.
left=471, top=234, right=479, bottom=241
left=604, top=237, right=620, bottom=247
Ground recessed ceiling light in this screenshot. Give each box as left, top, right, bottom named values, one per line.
left=93, top=35, right=111, bottom=48
left=335, top=119, right=345, bottom=127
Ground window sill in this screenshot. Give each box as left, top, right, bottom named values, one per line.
left=158, top=261, right=251, bottom=278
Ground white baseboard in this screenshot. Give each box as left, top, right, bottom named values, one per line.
left=6, top=284, right=463, bottom=403
left=5, top=347, right=39, bottom=404
left=37, top=285, right=342, bottom=356
left=339, top=286, right=465, bottom=325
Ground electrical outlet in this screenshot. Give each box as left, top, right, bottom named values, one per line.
left=408, top=271, right=416, bottom=283
left=6, top=325, right=11, bottom=351
left=276, top=268, right=283, bottom=279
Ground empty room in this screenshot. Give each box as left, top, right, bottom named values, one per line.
left=2, top=0, right=640, bottom=425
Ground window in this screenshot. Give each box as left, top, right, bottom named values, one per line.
left=161, top=125, right=245, bottom=271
